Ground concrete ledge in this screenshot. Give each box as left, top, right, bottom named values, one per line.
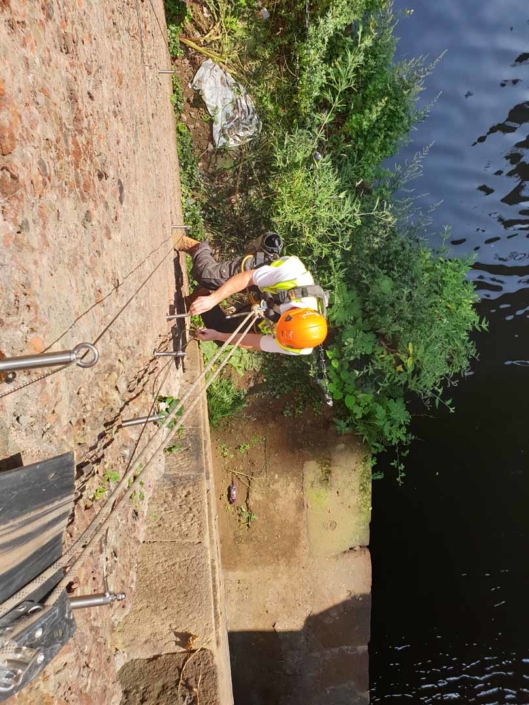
left=116, top=340, right=233, bottom=704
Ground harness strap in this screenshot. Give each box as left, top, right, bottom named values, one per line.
left=270, top=285, right=327, bottom=316
left=287, top=285, right=326, bottom=301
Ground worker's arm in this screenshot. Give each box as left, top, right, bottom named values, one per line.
left=196, top=327, right=262, bottom=351
left=189, top=269, right=256, bottom=316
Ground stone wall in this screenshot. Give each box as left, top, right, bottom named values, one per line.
left=117, top=342, right=234, bottom=705
left=0, top=0, right=198, bottom=702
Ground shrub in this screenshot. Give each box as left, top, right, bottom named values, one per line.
left=206, top=377, right=247, bottom=427
left=326, top=229, right=484, bottom=452
left=200, top=341, right=255, bottom=426
left=264, top=1, right=483, bottom=455
left=164, top=0, right=484, bottom=465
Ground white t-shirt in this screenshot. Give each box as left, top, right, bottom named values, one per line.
left=251, top=257, right=317, bottom=355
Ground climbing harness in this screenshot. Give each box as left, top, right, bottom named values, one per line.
left=237, top=237, right=330, bottom=327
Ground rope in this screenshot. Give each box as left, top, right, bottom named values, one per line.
left=92, top=245, right=173, bottom=346
left=46, top=233, right=175, bottom=351
left=0, top=311, right=257, bottom=619
left=0, top=346, right=177, bottom=647
left=47, top=312, right=257, bottom=607
left=121, top=355, right=175, bottom=478
left=146, top=0, right=173, bottom=65
left=0, top=363, right=74, bottom=401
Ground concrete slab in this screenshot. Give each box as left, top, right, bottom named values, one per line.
left=146, top=474, right=207, bottom=543
left=213, top=403, right=372, bottom=703
left=308, top=548, right=372, bottom=616
left=304, top=439, right=371, bottom=557
left=115, top=541, right=216, bottom=660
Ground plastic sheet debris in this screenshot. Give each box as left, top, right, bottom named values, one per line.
left=192, top=59, right=261, bottom=148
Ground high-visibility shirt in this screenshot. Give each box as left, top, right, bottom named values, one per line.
left=252, top=256, right=318, bottom=355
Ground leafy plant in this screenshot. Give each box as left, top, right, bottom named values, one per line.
left=219, top=443, right=234, bottom=458
left=206, top=377, right=247, bottom=427
left=93, top=485, right=106, bottom=501
left=199, top=341, right=252, bottom=426
left=163, top=0, right=484, bottom=474
left=164, top=444, right=181, bottom=455
left=237, top=505, right=257, bottom=528
left=156, top=395, right=184, bottom=430
left=93, top=469, right=121, bottom=501
left=333, top=418, right=353, bottom=435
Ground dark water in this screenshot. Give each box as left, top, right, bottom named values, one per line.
left=370, top=1, right=529, bottom=702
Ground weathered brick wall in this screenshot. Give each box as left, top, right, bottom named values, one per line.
left=1, top=0, right=185, bottom=702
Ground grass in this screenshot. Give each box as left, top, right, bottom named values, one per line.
left=199, top=340, right=252, bottom=427
left=164, top=0, right=484, bottom=475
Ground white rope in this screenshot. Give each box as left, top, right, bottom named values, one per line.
left=0, top=311, right=257, bottom=619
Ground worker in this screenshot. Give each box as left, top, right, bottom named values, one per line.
left=175, top=233, right=328, bottom=355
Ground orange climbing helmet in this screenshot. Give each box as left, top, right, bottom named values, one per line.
left=275, top=308, right=328, bottom=350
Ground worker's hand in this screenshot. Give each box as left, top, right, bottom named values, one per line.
left=195, top=328, right=219, bottom=342
left=189, top=293, right=219, bottom=317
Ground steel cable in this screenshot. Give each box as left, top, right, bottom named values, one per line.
left=46, top=311, right=257, bottom=606
left=0, top=311, right=257, bottom=619
left=0, top=233, right=183, bottom=401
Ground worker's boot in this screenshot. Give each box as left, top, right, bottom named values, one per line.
left=173, top=234, right=200, bottom=254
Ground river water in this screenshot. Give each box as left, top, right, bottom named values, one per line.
left=370, top=1, right=529, bottom=703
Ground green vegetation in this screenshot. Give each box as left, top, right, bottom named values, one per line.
left=261, top=354, right=323, bottom=418
left=156, top=395, right=185, bottom=453
left=219, top=442, right=233, bottom=459
left=199, top=341, right=248, bottom=426
left=156, top=395, right=184, bottom=429
left=237, top=504, right=257, bottom=529
left=93, top=468, right=121, bottom=501
left=164, top=0, right=484, bottom=473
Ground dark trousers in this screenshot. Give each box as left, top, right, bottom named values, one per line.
left=191, top=242, right=254, bottom=333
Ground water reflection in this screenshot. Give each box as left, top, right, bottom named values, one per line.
left=371, top=647, right=529, bottom=703
left=465, top=97, right=529, bottom=294
left=473, top=102, right=529, bottom=147
left=370, top=1, right=529, bottom=702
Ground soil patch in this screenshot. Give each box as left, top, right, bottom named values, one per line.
left=212, top=393, right=335, bottom=569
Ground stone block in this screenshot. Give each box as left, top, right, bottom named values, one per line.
left=115, top=542, right=215, bottom=660
left=119, top=649, right=221, bottom=705
left=145, top=474, right=207, bottom=543
left=304, top=439, right=371, bottom=557
left=164, top=424, right=206, bottom=478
